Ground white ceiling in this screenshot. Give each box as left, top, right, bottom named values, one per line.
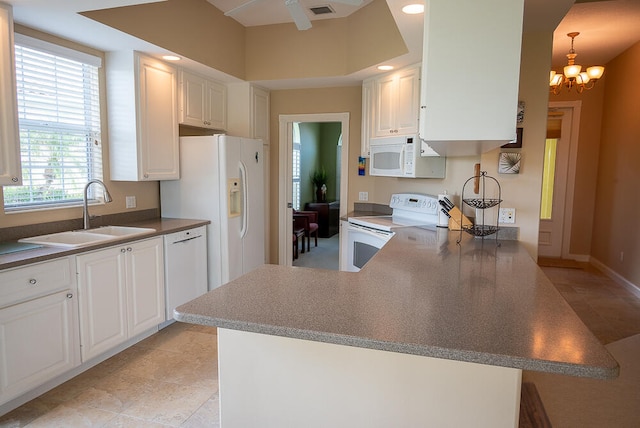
left=5, top=0, right=640, bottom=88
left=205, top=0, right=375, bottom=27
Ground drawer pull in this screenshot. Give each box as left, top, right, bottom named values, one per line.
left=67, top=293, right=73, bottom=299
left=29, top=278, right=37, bottom=285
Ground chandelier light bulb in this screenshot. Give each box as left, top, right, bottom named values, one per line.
left=564, top=64, right=582, bottom=78
left=577, top=72, right=590, bottom=84
left=587, top=66, right=605, bottom=80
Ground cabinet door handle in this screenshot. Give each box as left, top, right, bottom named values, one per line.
left=67, top=293, right=73, bottom=299
left=126, top=247, right=132, bottom=252
left=11, top=177, right=18, bottom=182
left=121, top=248, right=126, bottom=253
left=29, top=278, right=37, bottom=285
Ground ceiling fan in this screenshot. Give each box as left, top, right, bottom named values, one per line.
left=224, top=0, right=364, bottom=31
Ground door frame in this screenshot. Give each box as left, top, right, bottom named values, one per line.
left=539, top=101, right=581, bottom=259
left=278, top=113, right=350, bottom=265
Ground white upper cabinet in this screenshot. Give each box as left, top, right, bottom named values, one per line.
left=179, top=69, right=227, bottom=130
left=360, top=79, right=373, bottom=158
left=372, top=64, right=420, bottom=137
left=419, top=0, right=524, bottom=156
left=0, top=3, right=21, bottom=186
left=251, top=85, right=270, bottom=144
left=227, top=82, right=270, bottom=144
left=106, top=51, right=179, bottom=181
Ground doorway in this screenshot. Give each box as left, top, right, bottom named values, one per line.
left=278, top=113, right=350, bottom=266
left=538, top=101, right=581, bottom=259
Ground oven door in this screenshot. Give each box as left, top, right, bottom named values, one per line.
left=345, top=222, right=394, bottom=272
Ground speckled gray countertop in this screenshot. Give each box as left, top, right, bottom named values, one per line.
left=0, top=218, right=209, bottom=270
left=175, top=226, right=619, bottom=380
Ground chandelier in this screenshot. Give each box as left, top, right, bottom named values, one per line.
left=549, top=32, right=605, bottom=95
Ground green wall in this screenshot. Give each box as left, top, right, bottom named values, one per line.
left=298, top=122, right=341, bottom=207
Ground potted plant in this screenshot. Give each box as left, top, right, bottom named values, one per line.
left=310, top=167, right=327, bottom=202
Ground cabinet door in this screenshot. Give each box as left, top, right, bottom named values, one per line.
left=180, top=70, right=207, bottom=127
left=77, top=247, right=128, bottom=362
left=394, top=66, right=420, bottom=135
left=361, top=79, right=373, bottom=157
left=251, top=86, right=269, bottom=143
left=126, top=238, right=165, bottom=337
left=373, top=73, right=397, bottom=136
left=137, top=54, right=179, bottom=180
left=207, top=80, right=227, bottom=130
left=0, top=290, right=79, bottom=403
left=0, top=3, right=21, bottom=186
left=372, top=65, right=420, bottom=138
left=419, top=0, right=523, bottom=152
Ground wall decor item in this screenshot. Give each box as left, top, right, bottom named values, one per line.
left=358, top=157, right=366, bottom=176
left=499, top=152, right=521, bottom=174
left=502, top=127, right=522, bottom=149
left=517, top=101, right=525, bottom=123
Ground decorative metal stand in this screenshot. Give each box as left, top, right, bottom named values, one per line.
left=457, top=171, right=502, bottom=245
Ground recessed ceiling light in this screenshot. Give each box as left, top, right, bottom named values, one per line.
left=402, top=4, right=424, bottom=14
left=377, top=65, right=394, bottom=71
left=162, top=55, right=181, bottom=61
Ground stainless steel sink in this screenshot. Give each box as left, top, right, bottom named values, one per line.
left=19, top=226, right=156, bottom=248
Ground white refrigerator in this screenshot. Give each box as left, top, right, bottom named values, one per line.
left=160, top=135, right=265, bottom=290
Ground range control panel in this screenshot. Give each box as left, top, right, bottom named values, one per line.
left=389, top=193, right=439, bottom=216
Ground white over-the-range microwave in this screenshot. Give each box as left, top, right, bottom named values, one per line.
left=368, top=135, right=446, bottom=178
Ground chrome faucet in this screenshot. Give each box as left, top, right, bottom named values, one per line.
left=83, top=179, right=113, bottom=230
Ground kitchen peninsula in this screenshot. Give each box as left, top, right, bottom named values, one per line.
left=175, top=226, right=618, bottom=428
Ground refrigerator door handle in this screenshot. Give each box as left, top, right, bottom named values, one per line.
left=239, top=161, right=248, bottom=239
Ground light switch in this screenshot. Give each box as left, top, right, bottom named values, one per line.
left=498, top=208, right=515, bottom=224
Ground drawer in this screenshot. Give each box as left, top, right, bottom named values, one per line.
left=0, top=257, right=74, bottom=308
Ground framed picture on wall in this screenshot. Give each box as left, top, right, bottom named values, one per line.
left=501, top=127, right=523, bottom=149
left=499, top=152, right=521, bottom=174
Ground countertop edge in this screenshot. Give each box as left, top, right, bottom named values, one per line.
left=174, top=311, right=619, bottom=381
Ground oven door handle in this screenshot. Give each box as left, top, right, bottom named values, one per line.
left=347, top=223, right=394, bottom=239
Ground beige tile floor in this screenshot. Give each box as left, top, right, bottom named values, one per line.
left=1, top=263, right=638, bottom=427
left=0, top=323, right=220, bottom=427
left=539, top=264, right=640, bottom=345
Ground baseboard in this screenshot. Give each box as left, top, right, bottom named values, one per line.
left=590, top=257, right=640, bottom=299
left=567, top=253, right=590, bottom=262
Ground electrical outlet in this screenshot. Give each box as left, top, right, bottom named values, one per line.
left=359, top=192, right=369, bottom=201
left=125, top=196, right=136, bottom=209
left=498, top=208, right=515, bottom=224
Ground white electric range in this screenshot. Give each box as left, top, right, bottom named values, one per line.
left=344, top=193, right=440, bottom=272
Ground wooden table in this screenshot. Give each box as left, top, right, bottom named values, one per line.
left=304, top=201, right=339, bottom=237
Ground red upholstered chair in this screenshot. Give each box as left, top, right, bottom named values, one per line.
left=293, top=210, right=319, bottom=252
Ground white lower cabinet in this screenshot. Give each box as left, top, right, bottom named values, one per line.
left=76, top=237, right=165, bottom=362
left=0, top=258, right=79, bottom=405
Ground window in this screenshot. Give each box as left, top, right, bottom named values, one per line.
left=3, top=34, right=103, bottom=210
left=292, top=122, right=301, bottom=210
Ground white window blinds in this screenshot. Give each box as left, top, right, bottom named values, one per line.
left=3, top=34, right=103, bottom=210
